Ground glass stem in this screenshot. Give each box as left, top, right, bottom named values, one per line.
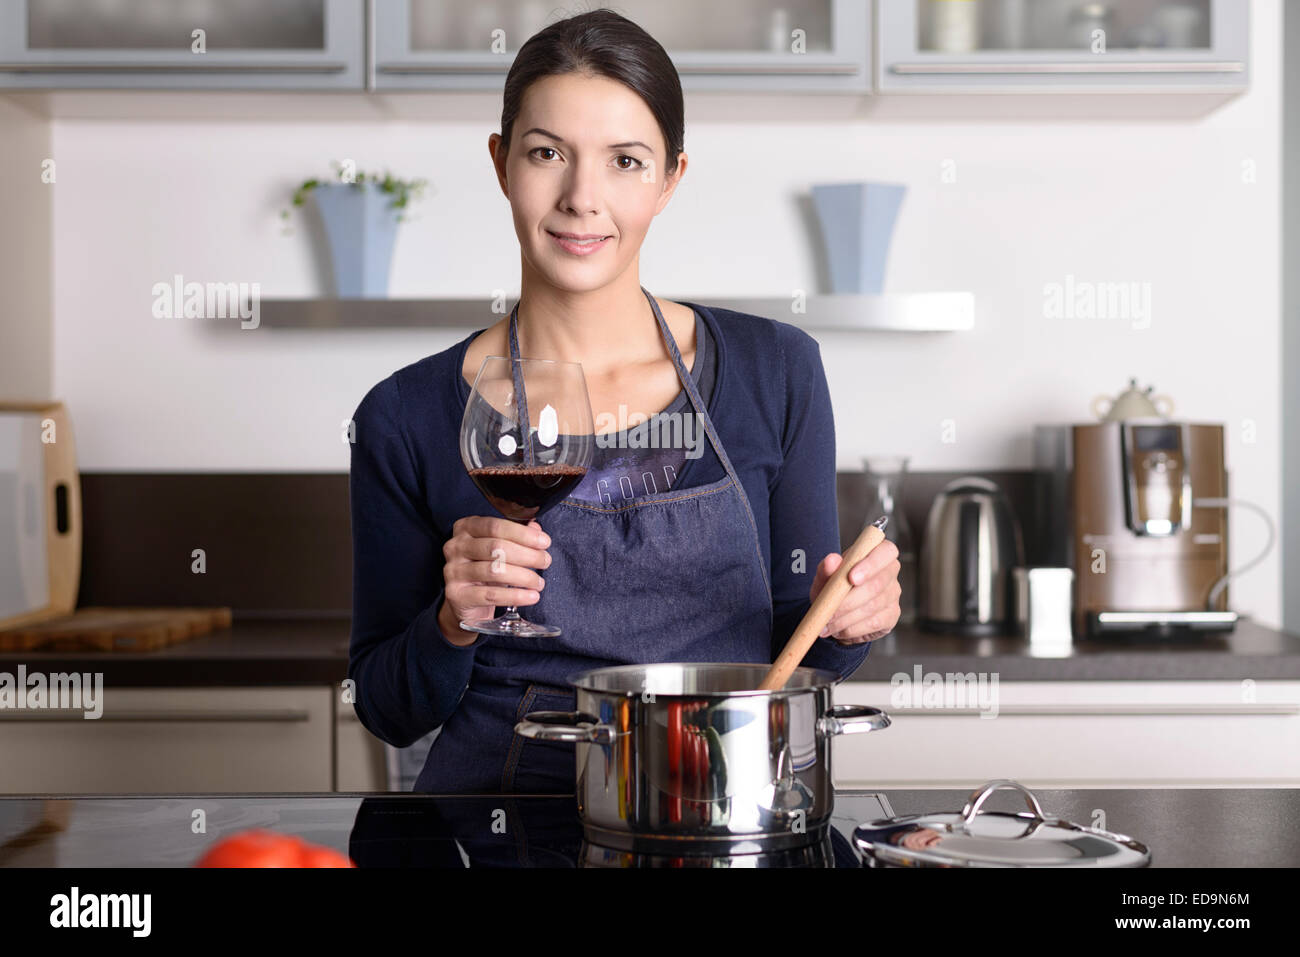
left=499, top=606, right=522, bottom=621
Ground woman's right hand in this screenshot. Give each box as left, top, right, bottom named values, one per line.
left=437, top=515, right=552, bottom=642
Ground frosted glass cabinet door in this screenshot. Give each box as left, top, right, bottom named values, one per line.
left=877, top=0, right=1247, bottom=92
left=373, top=0, right=870, bottom=92
left=0, top=0, right=365, bottom=89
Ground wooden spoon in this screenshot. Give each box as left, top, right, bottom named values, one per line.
left=757, top=516, right=889, bottom=691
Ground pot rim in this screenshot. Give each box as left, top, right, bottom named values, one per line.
left=563, top=661, right=842, bottom=698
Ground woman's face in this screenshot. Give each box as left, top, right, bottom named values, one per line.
left=490, top=72, right=685, bottom=293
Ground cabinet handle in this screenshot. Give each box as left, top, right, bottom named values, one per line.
left=877, top=704, right=1300, bottom=716
left=0, top=709, right=311, bottom=722
left=0, top=62, right=348, bottom=74
left=675, top=61, right=861, bottom=75
left=890, top=61, right=1244, bottom=75
left=377, top=60, right=861, bottom=76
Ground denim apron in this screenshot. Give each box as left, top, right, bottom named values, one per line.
left=415, top=286, right=773, bottom=794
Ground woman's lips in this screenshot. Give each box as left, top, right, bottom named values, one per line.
left=547, top=230, right=611, bottom=256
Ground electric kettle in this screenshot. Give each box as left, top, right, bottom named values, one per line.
left=918, top=477, right=1024, bottom=635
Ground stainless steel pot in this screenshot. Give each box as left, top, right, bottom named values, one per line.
left=515, top=662, right=890, bottom=853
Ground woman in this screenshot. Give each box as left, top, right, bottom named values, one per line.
left=348, top=9, right=901, bottom=794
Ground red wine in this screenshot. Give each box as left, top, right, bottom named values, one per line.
left=468, top=464, right=587, bottom=522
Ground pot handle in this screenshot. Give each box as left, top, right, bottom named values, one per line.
left=516, top=710, right=614, bottom=744
left=817, top=704, right=891, bottom=737
left=957, top=779, right=1046, bottom=831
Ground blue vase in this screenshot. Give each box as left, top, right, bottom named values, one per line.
left=810, top=182, right=907, bottom=294
left=308, top=182, right=402, bottom=298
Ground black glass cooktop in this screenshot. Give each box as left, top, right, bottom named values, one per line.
left=0, top=790, right=895, bottom=868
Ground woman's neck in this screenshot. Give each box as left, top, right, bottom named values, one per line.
left=513, top=258, right=664, bottom=376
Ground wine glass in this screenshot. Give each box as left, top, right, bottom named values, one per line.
left=459, top=355, right=594, bottom=637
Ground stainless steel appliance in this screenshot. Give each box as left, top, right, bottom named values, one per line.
left=515, top=662, right=890, bottom=853
left=917, top=477, right=1024, bottom=635
left=1034, top=420, right=1235, bottom=636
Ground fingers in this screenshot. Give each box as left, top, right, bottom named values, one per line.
left=453, top=532, right=552, bottom=572
left=445, top=515, right=554, bottom=614
left=824, top=588, right=900, bottom=641
left=817, top=541, right=902, bottom=640
left=847, top=540, right=899, bottom=586
left=447, top=578, right=542, bottom=609
left=812, top=541, right=899, bottom=597
left=809, top=552, right=843, bottom=599
left=456, top=515, right=551, bottom=550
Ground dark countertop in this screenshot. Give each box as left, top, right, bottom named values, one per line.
left=2, top=616, right=1299, bottom=686
left=1, top=787, right=1294, bottom=867
left=0, top=617, right=353, bottom=686
left=846, top=619, right=1300, bottom=681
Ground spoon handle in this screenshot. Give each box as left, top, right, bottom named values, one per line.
left=757, top=516, right=888, bottom=691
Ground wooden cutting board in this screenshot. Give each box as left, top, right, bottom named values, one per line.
left=0, top=607, right=232, bottom=653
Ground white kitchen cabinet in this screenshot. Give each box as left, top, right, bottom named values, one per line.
left=373, top=0, right=871, bottom=92
left=876, top=0, right=1248, bottom=92
left=832, top=680, right=1300, bottom=788
left=0, top=0, right=365, bottom=90
left=0, top=687, right=333, bottom=793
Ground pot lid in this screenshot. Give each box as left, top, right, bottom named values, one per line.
left=852, top=780, right=1150, bottom=868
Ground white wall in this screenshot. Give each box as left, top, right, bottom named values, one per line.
left=44, top=2, right=1284, bottom=626
left=0, top=97, right=52, bottom=400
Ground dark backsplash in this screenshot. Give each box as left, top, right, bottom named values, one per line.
left=78, top=470, right=1038, bottom=616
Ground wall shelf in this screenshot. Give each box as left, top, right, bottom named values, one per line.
left=249, top=293, right=974, bottom=332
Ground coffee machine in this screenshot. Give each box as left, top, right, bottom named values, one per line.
left=1033, top=420, right=1235, bottom=637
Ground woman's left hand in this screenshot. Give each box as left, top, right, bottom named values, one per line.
left=808, top=541, right=902, bottom=645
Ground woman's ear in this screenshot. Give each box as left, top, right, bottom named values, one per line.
left=488, top=133, right=510, bottom=199
left=654, top=152, right=688, bottom=215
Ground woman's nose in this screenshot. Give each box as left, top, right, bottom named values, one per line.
left=558, top=157, right=602, bottom=216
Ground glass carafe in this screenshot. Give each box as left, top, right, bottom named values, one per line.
left=862, top=455, right=916, bottom=625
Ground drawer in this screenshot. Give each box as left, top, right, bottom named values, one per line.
left=0, top=686, right=332, bottom=793
left=831, top=680, right=1300, bottom=788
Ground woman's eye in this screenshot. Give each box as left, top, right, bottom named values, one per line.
left=615, top=155, right=644, bottom=171
left=531, top=147, right=557, bottom=161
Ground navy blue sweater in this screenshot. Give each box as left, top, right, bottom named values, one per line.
left=348, top=302, right=871, bottom=749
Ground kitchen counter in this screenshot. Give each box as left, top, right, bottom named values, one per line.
left=1, top=787, right=1295, bottom=867
left=847, top=619, right=1300, bottom=681
left=0, top=616, right=352, bottom=686
left=2, top=616, right=1298, bottom=687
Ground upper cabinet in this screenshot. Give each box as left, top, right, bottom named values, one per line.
left=876, top=0, right=1248, bottom=92
left=373, top=0, right=871, bottom=92
left=0, top=1, right=1249, bottom=97
left=0, top=0, right=365, bottom=89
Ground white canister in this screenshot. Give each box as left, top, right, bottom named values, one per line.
left=928, top=0, right=981, bottom=53
left=1014, top=567, right=1075, bottom=654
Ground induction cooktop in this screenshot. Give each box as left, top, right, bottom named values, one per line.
left=0, top=791, right=895, bottom=868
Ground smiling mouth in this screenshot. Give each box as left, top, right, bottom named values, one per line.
left=546, top=230, right=611, bottom=245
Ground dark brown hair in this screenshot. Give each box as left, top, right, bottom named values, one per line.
left=499, top=8, right=685, bottom=178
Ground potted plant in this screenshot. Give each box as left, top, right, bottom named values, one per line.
left=283, top=161, right=430, bottom=298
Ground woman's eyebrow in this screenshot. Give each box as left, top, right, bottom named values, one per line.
left=521, top=127, right=652, bottom=151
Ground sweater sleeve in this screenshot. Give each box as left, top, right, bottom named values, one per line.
left=347, top=375, right=480, bottom=748
left=767, top=326, right=872, bottom=682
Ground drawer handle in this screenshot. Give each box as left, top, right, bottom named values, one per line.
left=0, top=709, right=311, bottom=722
